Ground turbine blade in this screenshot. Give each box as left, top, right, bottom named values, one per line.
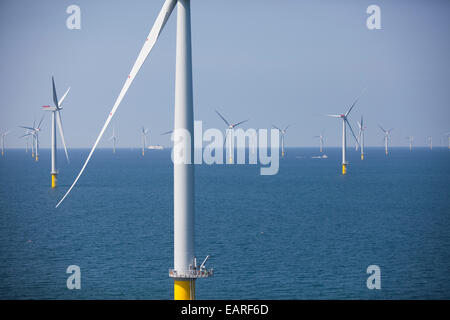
left=223, top=129, right=228, bottom=147
left=19, top=133, right=32, bottom=138
left=345, top=88, right=366, bottom=117
left=346, top=119, right=360, bottom=146
left=19, top=126, right=36, bottom=131
left=233, top=119, right=249, bottom=128
left=283, top=124, right=291, bottom=131
left=325, top=114, right=341, bottom=118
left=56, top=0, right=176, bottom=208
left=215, top=110, right=230, bottom=127
left=37, top=113, right=46, bottom=129
left=58, top=87, right=71, bottom=108
left=272, top=125, right=281, bottom=131
left=378, top=124, right=386, bottom=133
left=52, top=76, right=59, bottom=108
left=161, top=130, right=173, bottom=136
left=56, top=110, right=70, bottom=164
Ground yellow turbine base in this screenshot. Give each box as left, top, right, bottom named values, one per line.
left=229, top=156, right=233, bottom=164
left=361, top=154, right=364, bottom=160
left=142, top=151, right=144, bottom=156
left=32, top=153, right=34, bottom=158
left=174, top=279, right=195, bottom=300
left=51, top=174, right=57, bottom=188
left=342, top=164, right=347, bottom=175
left=282, top=151, right=284, bottom=157
left=35, top=155, right=39, bottom=162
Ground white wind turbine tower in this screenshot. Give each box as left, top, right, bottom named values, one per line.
left=109, top=127, right=117, bottom=154
left=141, top=127, right=149, bottom=156
left=41, top=77, right=70, bottom=188
left=24, top=129, right=30, bottom=153
left=325, top=90, right=364, bottom=175
left=272, top=125, right=290, bottom=157
left=405, top=136, right=413, bottom=151
left=0, top=130, right=10, bottom=156
left=19, top=114, right=45, bottom=161
left=56, top=0, right=213, bottom=300
left=357, top=115, right=366, bottom=160
left=378, top=125, right=393, bottom=155
left=313, top=131, right=325, bottom=153
left=428, top=136, right=432, bottom=150
left=215, top=109, right=249, bottom=164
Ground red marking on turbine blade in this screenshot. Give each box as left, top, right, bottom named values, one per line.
left=128, top=75, right=131, bottom=79
left=109, top=113, right=113, bottom=116
left=146, top=38, right=149, bottom=41
left=41, top=105, right=50, bottom=108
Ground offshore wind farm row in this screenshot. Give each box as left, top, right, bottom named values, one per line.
left=1, top=86, right=447, bottom=180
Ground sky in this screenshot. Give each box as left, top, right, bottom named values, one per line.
left=0, top=0, right=449, bottom=148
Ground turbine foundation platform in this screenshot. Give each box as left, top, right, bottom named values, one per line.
left=342, top=163, right=347, bottom=175
left=51, top=173, right=58, bottom=188
left=169, top=268, right=213, bottom=300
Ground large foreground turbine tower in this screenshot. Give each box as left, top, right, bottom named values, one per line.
left=56, top=0, right=213, bottom=300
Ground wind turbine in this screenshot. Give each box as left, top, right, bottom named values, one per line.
left=313, top=132, right=325, bottom=153
left=109, top=126, right=117, bottom=154
left=428, top=136, right=432, bottom=150
left=325, top=90, right=364, bottom=175
left=215, top=109, right=249, bottom=164
left=141, top=127, right=149, bottom=156
left=0, top=130, right=10, bottom=156
left=19, top=114, right=45, bottom=161
left=41, top=77, right=70, bottom=188
left=405, top=136, right=413, bottom=151
left=21, top=130, right=35, bottom=158
left=56, top=0, right=213, bottom=300
left=378, top=125, right=393, bottom=155
left=272, top=125, right=290, bottom=157
left=357, top=116, right=366, bottom=160
left=24, top=129, right=30, bottom=153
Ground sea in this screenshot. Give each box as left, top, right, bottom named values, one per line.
left=0, top=147, right=449, bottom=299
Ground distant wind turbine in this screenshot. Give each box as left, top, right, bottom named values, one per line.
left=41, top=77, right=71, bottom=188
left=378, top=125, right=393, bottom=155
left=272, top=125, right=290, bottom=157
left=109, top=126, right=117, bottom=154
left=357, top=115, right=366, bottom=160
left=427, top=136, right=432, bottom=150
left=405, top=136, right=413, bottom=152
left=313, top=131, right=325, bottom=153
left=0, top=130, right=10, bottom=156
left=19, top=114, right=45, bottom=161
left=215, top=109, right=249, bottom=164
left=141, top=127, right=149, bottom=156
left=325, top=89, right=364, bottom=175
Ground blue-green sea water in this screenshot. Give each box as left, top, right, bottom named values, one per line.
left=0, top=147, right=449, bottom=299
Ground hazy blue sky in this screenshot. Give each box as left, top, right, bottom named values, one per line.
left=0, top=0, right=449, bottom=148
